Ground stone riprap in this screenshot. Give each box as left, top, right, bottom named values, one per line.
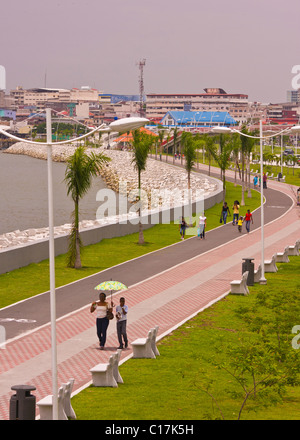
left=1, top=143, right=220, bottom=249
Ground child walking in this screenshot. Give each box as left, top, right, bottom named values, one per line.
left=237, top=216, right=243, bottom=233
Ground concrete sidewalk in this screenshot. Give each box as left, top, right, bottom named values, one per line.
left=0, top=172, right=299, bottom=419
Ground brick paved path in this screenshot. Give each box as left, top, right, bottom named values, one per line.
left=0, top=166, right=299, bottom=419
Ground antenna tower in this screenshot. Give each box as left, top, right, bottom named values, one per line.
left=137, top=59, right=146, bottom=117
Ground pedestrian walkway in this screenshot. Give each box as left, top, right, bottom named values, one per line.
left=0, top=168, right=299, bottom=419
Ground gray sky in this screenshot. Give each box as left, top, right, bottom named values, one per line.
left=1, top=0, right=300, bottom=103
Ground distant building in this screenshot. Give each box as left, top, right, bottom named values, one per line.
left=99, top=93, right=140, bottom=104
left=146, top=88, right=249, bottom=123
left=0, top=108, right=16, bottom=120
left=267, top=102, right=300, bottom=125
left=10, top=86, right=101, bottom=108
left=287, top=89, right=300, bottom=103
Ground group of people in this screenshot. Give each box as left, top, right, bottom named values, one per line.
left=90, top=293, right=128, bottom=350
left=179, top=214, right=207, bottom=241
left=220, top=200, right=253, bottom=233
left=253, top=173, right=267, bottom=189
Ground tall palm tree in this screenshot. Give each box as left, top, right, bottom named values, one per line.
left=64, top=146, right=110, bottom=268
left=209, top=134, right=233, bottom=202
left=171, top=127, right=179, bottom=164
left=158, top=128, right=165, bottom=161
left=202, top=133, right=217, bottom=176
left=131, top=129, right=154, bottom=244
left=182, top=132, right=197, bottom=190
left=181, top=132, right=197, bottom=225
left=239, top=126, right=256, bottom=203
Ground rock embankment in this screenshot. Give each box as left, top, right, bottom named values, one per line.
left=1, top=143, right=220, bottom=249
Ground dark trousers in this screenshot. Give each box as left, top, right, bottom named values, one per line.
left=96, top=317, right=109, bottom=347
left=117, top=320, right=128, bottom=348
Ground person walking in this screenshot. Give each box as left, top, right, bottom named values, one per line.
left=232, top=201, right=240, bottom=225
left=253, top=174, right=258, bottom=188
left=263, top=173, right=267, bottom=189
left=198, top=212, right=207, bottom=239
left=244, top=209, right=253, bottom=233
left=179, top=217, right=187, bottom=240
left=237, top=216, right=243, bottom=233
left=116, top=297, right=128, bottom=349
left=90, top=292, right=113, bottom=350
left=220, top=202, right=231, bottom=224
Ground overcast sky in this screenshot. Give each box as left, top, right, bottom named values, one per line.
left=1, top=0, right=299, bottom=103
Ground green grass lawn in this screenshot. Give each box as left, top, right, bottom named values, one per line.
left=71, top=256, right=300, bottom=420
left=0, top=181, right=261, bottom=308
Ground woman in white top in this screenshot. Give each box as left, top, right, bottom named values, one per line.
left=198, top=213, right=207, bottom=240
left=90, top=292, right=113, bottom=350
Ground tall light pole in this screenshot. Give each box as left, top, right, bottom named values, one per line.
left=0, top=114, right=149, bottom=419
left=259, top=120, right=267, bottom=283
left=46, top=108, right=59, bottom=417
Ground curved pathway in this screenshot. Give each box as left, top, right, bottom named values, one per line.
left=0, top=162, right=299, bottom=420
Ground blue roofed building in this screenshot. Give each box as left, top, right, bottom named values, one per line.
left=160, top=110, right=237, bottom=129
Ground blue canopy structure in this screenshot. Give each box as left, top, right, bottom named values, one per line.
left=160, top=111, right=237, bottom=128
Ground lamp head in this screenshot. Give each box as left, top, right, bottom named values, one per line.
left=211, top=126, right=233, bottom=134
left=109, top=117, right=149, bottom=133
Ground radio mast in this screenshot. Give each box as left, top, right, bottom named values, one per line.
left=137, top=59, right=146, bottom=117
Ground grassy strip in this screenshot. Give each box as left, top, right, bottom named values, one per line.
left=0, top=182, right=260, bottom=308
left=71, top=256, right=300, bottom=420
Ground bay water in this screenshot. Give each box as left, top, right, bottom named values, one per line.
left=0, top=151, right=116, bottom=235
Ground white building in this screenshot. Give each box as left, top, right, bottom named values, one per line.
left=146, top=88, right=249, bottom=123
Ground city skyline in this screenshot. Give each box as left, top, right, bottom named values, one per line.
left=1, top=0, right=300, bottom=103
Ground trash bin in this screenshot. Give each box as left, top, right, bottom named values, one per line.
left=242, top=258, right=255, bottom=286
left=278, top=172, right=282, bottom=181
left=9, top=385, right=36, bottom=420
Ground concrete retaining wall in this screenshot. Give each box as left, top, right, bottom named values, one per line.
left=0, top=180, right=223, bottom=274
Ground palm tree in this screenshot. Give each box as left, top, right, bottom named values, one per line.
left=158, top=128, right=165, bottom=161
left=182, top=132, right=197, bottom=190
left=131, top=129, right=154, bottom=244
left=202, top=133, right=217, bottom=176
left=230, top=133, right=242, bottom=186
left=171, top=127, right=179, bottom=164
left=209, top=133, right=232, bottom=202
left=181, top=132, right=197, bottom=224
left=64, top=146, right=110, bottom=268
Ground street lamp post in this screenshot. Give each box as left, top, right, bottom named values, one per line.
left=259, top=120, right=267, bottom=284
left=0, top=114, right=148, bottom=419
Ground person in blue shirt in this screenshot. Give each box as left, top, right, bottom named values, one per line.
left=253, top=174, right=258, bottom=188
left=116, top=297, right=128, bottom=349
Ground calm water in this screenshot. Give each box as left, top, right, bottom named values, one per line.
left=0, top=151, right=116, bottom=235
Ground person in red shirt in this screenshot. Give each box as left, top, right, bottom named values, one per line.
left=244, top=209, right=253, bottom=233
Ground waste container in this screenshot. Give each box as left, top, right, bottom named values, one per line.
left=278, top=172, right=282, bottom=181
left=242, top=258, right=255, bottom=286
left=9, top=385, right=36, bottom=420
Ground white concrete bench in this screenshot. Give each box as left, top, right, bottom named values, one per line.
left=90, top=353, right=118, bottom=387
left=132, top=329, right=156, bottom=359
left=150, top=325, right=160, bottom=357
left=268, top=173, right=274, bottom=179
left=113, top=349, right=123, bottom=384
left=264, top=254, right=278, bottom=272
left=230, top=271, right=249, bottom=295
left=288, top=239, right=300, bottom=256
left=61, top=378, right=76, bottom=419
left=275, top=246, right=290, bottom=263
left=37, top=385, right=68, bottom=420
left=254, top=264, right=262, bottom=283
